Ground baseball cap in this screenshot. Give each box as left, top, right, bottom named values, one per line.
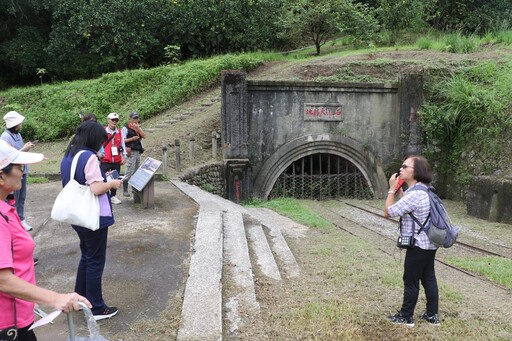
left=0, top=140, right=44, bottom=170
left=107, top=113, right=119, bottom=120
left=3, top=111, right=25, bottom=129
left=129, top=112, right=139, bottom=119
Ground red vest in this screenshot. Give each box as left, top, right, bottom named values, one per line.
left=102, top=128, right=123, bottom=163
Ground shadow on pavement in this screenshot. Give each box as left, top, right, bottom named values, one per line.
left=25, top=181, right=197, bottom=340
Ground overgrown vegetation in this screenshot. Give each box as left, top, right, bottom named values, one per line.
left=448, top=257, right=512, bottom=290
left=245, top=197, right=333, bottom=230
left=0, top=53, right=280, bottom=141
left=1, top=0, right=510, bottom=88
left=416, top=32, right=481, bottom=53
left=420, top=59, right=512, bottom=192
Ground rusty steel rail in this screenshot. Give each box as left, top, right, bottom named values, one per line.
left=342, top=201, right=512, bottom=259
left=326, top=207, right=510, bottom=292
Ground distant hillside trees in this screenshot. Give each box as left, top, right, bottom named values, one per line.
left=425, top=0, right=512, bottom=34
left=281, top=0, right=379, bottom=55
left=172, top=0, right=289, bottom=58
left=0, top=0, right=510, bottom=88
left=377, top=0, right=431, bottom=43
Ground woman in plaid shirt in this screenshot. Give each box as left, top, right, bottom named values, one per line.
left=384, top=155, right=440, bottom=327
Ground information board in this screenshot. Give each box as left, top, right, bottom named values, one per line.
left=128, top=157, right=162, bottom=191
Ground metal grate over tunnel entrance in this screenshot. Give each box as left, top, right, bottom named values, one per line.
left=269, top=153, right=374, bottom=200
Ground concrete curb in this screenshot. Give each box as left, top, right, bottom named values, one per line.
left=177, top=208, right=223, bottom=341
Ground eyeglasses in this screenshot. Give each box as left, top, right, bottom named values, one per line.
left=109, top=118, right=119, bottom=122
left=400, top=164, right=414, bottom=169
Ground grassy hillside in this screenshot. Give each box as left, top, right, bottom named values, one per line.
left=1, top=32, right=511, bottom=193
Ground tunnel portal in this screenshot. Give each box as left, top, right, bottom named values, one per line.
left=269, top=153, right=373, bottom=200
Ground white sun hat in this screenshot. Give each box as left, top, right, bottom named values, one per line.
left=0, top=140, right=44, bottom=170
left=3, top=111, right=25, bottom=129
left=107, top=112, right=119, bottom=120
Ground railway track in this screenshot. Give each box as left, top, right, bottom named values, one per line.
left=321, top=202, right=511, bottom=292
left=343, top=201, right=512, bottom=259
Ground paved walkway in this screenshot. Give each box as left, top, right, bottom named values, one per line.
left=24, top=180, right=307, bottom=340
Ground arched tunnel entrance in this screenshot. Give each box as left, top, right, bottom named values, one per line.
left=268, top=153, right=374, bottom=200
left=251, top=135, right=388, bottom=200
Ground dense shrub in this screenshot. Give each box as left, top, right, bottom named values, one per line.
left=420, top=60, right=512, bottom=191
left=0, top=54, right=276, bottom=141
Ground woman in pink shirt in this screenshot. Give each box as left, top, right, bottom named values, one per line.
left=0, top=140, right=90, bottom=340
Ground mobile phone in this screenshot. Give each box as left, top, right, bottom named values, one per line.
left=107, top=170, right=120, bottom=181
left=394, top=174, right=404, bottom=193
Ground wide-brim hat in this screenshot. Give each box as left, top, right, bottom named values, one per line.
left=0, top=140, right=44, bottom=170
left=4, top=111, right=25, bottom=129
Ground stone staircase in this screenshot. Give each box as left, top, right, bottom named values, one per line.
left=172, top=181, right=303, bottom=341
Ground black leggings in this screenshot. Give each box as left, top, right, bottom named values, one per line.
left=400, top=247, right=438, bottom=317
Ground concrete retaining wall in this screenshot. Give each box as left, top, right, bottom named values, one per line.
left=466, top=175, right=512, bottom=224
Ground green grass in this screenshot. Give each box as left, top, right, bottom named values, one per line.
left=415, top=30, right=512, bottom=53
left=448, top=256, right=512, bottom=289
left=26, top=176, right=50, bottom=184
left=244, top=197, right=333, bottom=230
left=242, top=197, right=512, bottom=339
left=0, top=53, right=284, bottom=142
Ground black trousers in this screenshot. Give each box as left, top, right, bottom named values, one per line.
left=100, top=162, right=121, bottom=197
left=400, top=247, right=438, bottom=317
left=19, top=325, right=37, bottom=341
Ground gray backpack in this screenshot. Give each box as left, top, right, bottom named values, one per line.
left=409, top=186, right=459, bottom=248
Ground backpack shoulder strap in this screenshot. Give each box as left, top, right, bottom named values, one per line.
left=409, top=212, right=431, bottom=234
left=406, top=185, right=431, bottom=235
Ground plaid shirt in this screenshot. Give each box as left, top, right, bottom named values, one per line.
left=388, top=182, right=437, bottom=250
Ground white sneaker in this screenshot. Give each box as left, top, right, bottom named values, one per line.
left=110, top=196, right=122, bottom=205
left=21, top=220, right=33, bottom=231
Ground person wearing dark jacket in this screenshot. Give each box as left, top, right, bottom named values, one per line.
left=121, top=112, right=146, bottom=197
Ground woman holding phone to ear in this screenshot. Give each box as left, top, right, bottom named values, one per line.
left=384, top=155, right=440, bottom=327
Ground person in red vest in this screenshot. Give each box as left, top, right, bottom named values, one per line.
left=101, top=113, right=126, bottom=204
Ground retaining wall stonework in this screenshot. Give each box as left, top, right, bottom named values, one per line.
left=466, top=175, right=512, bottom=224
left=180, top=163, right=225, bottom=197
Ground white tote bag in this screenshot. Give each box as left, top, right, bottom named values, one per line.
left=51, top=150, right=100, bottom=230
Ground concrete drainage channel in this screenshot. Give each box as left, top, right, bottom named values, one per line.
left=172, top=181, right=305, bottom=340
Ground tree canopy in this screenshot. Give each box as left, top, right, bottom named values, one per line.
left=0, top=0, right=510, bottom=88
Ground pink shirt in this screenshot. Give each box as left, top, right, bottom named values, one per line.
left=84, top=155, right=112, bottom=217
left=0, top=201, right=36, bottom=329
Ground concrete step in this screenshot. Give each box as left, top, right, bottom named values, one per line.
left=223, top=211, right=259, bottom=337
left=173, top=180, right=301, bottom=340
left=244, top=216, right=281, bottom=281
